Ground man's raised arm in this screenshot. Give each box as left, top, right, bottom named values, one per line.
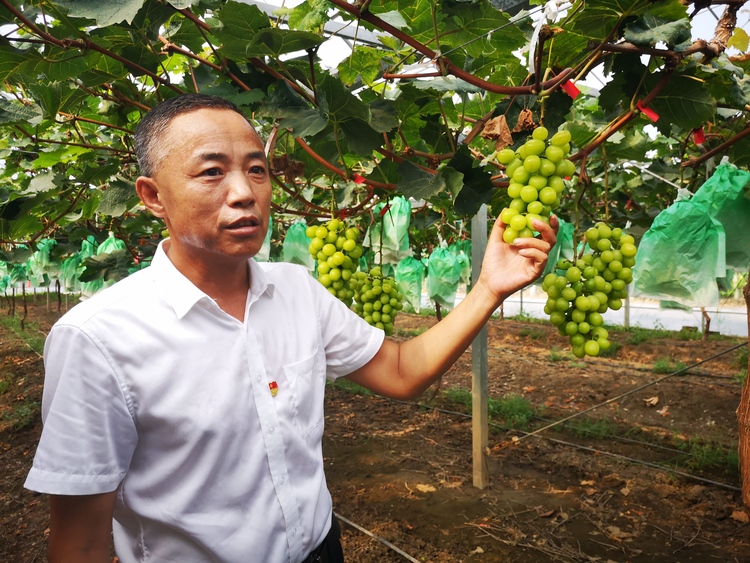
left=347, top=215, right=558, bottom=399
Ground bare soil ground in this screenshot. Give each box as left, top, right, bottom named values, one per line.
left=2, top=297, right=749, bottom=562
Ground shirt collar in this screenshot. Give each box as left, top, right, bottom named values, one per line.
left=150, top=241, right=275, bottom=320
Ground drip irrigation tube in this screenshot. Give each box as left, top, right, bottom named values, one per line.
left=334, top=512, right=421, bottom=563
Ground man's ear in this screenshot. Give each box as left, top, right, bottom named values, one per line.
left=136, top=176, right=167, bottom=218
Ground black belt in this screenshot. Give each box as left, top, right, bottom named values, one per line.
left=301, top=516, right=342, bottom=563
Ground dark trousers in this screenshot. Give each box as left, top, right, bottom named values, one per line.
left=300, top=516, right=344, bottom=563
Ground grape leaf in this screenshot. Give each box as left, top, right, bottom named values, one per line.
left=624, top=14, right=691, bottom=48
left=0, top=99, right=43, bottom=126
left=649, top=73, right=716, bottom=135
left=728, top=28, right=750, bottom=53
left=98, top=179, right=138, bottom=217
left=396, top=160, right=453, bottom=200
left=24, top=172, right=62, bottom=195
left=338, top=47, right=386, bottom=87
left=288, top=0, right=330, bottom=31
left=449, top=146, right=494, bottom=216
left=55, top=0, right=145, bottom=26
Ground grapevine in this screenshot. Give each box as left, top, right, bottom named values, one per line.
left=541, top=222, right=638, bottom=358
left=350, top=266, right=404, bottom=336
left=497, top=127, right=575, bottom=243
left=306, top=218, right=363, bottom=307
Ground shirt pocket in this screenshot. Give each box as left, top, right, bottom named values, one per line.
left=282, top=349, right=325, bottom=439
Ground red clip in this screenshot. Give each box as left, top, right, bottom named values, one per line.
left=693, top=127, right=705, bottom=145
left=561, top=80, right=581, bottom=99
left=268, top=381, right=278, bottom=397
left=352, top=173, right=366, bottom=184
left=636, top=100, right=659, bottom=122
left=379, top=204, right=391, bottom=216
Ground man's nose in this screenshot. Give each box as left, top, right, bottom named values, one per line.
left=227, top=172, right=257, bottom=206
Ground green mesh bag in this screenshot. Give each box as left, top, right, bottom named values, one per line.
left=364, top=197, right=412, bottom=264
left=426, top=246, right=462, bottom=310
left=539, top=219, right=575, bottom=280
left=633, top=199, right=726, bottom=307
left=689, top=161, right=750, bottom=271
left=395, top=256, right=425, bottom=312
left=282, top=221, right=314, bottom=270
left=449, top=242, right=471, bottom=285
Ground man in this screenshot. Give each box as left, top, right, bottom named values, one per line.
left=25, top=94, right=557, bottom=562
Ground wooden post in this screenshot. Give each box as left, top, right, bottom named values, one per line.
left=737, top=267, right=750, bottom=508
left=471, top=205, right=489, bottom=489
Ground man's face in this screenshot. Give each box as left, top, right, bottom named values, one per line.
left=143, top=108, right=272, bottom=268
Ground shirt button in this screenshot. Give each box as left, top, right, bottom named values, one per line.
left=279, top=476, right=285, bottom=484
left=269, top=426, right=275, bottom=433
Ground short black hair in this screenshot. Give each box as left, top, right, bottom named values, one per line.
left=134, top=94, right=248, bottom=177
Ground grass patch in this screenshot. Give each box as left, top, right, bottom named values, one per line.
left=684, top=441, right=739, bottom=474
left=652, top=357, right=686, bottom=374
left=623, top=325, right=673, bottom=345
left=0, top=315, right=46, bottom=355
left=328, top=378, right=374, bottom=397
left=563, top=417, right=619, bottom=440
left=598, top=339, right=622, bottom=358
left=440, top=388, right=536, bottom=430
left=507, top=312, right=546, bottom=324
left=490, top=393, right=535, bottom=429
left=519, top=327, right=545, bottom=340
left=395, top=327, right=427, bottom=338
left=549, top=347, right=569, bottom=362
left=734, top=345, right=748, bottom=384
left=2, top=400, right=40, bottom=431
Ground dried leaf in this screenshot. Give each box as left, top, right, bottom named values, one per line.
left=470, top=547, right=485, bottom=555
left=512, top=108, right=535, bottom=133
left=522, top=386, right=537, bottom=393
left=416, top=484, right=436, bottom=493
left=580, top=480, right=595, bottom=486
left=480, top=115, right=514, bottom=151
left=644, top=396, right=659, bottom=406
left=620, top=487, right=631, bottom=496
left=656, top=406, right=670, bottom=417
left=731, top=509, right=750, bottom=523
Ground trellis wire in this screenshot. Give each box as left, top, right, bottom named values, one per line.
left=510, top=341, right=747, bottom=443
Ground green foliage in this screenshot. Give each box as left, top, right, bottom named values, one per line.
left=0, top=0, right=749, bottom=293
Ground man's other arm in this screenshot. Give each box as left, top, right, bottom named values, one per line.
left=49, top=491, right=116, bottom=563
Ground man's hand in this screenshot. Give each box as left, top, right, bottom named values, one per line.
left=476, top=213, right=559, bottom=305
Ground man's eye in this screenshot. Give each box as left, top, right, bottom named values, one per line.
left=249, top=165, right=266, bottom=175
left=203, top=167, right=221, bottom=177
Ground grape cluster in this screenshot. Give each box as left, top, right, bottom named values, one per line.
left=497, top=127, right=576, bottom=243
left=542, top=222, right=638, bottom=358
left=350, top=266, right=404, bottom=336
left=306, top=219, right=364, bottom=306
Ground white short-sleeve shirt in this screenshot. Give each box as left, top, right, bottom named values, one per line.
left=25, top=244, right=384, bottom=563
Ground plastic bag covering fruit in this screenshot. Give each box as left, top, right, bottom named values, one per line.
left=426, top=246, right=462, bottom=311
left=256, top=215, right=273, bottom=262
left=689, top=161, right=750, bottom=271
left=364, top=196, right=412, bottom=264
left=282, top=220, right=314, bottom=270
left=633, top=200, right=725, bottom=308
left=395, top=256, right=426, bottom=312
